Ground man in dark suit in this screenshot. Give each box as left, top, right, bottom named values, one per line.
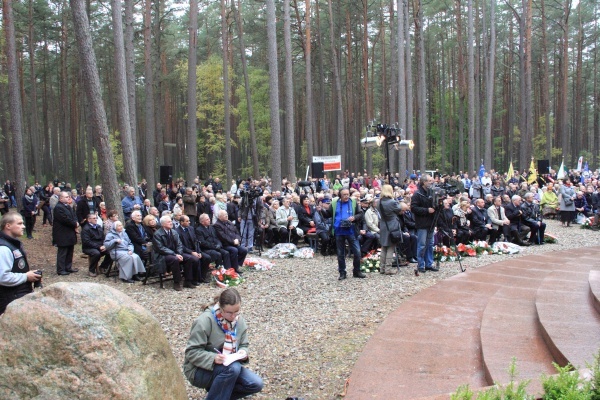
left=213, top=210, right=247, bottom=273
left=504, top=195, right=531, bottom=246
left=152, top=216, right=194, bottom=291
left=125, top=210, right=151, bottom=262
left=175, top=215, right=209, bottom=284
left=469, top=198, right=493, bottom=241
left=76, top=187, right=100, bottom=226
left=52, top=192, right=80, bottom=275
left=141, top=199, right=152, bottom=219
left=196, top=213, right=232, bottom=270
left=80, top=213, right=112, bottom=277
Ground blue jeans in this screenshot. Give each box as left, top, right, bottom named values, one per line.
left=240, top=219, right=254, bottom=249
left=335, top=234, right=361, bottom=275
left=416, top=229, right=434, bottom=270
left=193, top=362, right=263, bottom=400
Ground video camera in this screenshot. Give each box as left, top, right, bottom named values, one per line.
left=239, top=187, right=263, bottom=200
left=431, top=183, right=459, bottom=207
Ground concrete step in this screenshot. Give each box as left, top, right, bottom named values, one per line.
left=590, top=269, right=600, bottom=316
left=536, top=264, right=600, bottom=369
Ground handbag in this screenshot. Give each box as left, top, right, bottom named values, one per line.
left=380, top=201, right=403, bottom=244
left=563, top=196, right=573, bottom=207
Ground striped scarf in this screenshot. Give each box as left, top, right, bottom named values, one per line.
left=212, top=304, right=238, bottom=355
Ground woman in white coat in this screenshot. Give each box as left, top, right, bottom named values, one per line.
left=104, top=221, right=146, bottom=283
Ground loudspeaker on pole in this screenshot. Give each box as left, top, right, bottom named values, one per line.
left=159, top=166, right=173, bottom=185
left=311, top=162, right=324, bottom=179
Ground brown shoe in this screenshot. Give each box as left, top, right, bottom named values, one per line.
left=88, top=271, right=97, bottom=277
left=173, top=281, right=183, bottom=292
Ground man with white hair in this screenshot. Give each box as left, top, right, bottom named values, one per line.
left=152, top=216, right=195, bottom=291
left=521, top=192, right=546, bottom=245
left=121, top=187, right=143, bottom=220
left=213, top=210, right=247, bottom=273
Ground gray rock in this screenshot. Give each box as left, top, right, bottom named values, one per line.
left=0, top=282, right=187, bottom=400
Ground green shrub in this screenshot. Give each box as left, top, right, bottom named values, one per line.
left=541, top=363, right=590, bottom=400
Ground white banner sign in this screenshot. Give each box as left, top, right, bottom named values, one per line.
left=312, top=155, right=342, bottom=172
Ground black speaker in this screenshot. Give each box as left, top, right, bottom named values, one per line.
left=537, top=160, right=550, bottom=174
left=159, top=166, right=173, bottom=184
left=311, top=162, right=324, bottom=179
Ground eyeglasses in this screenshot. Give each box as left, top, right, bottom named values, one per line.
left=221, top=309, right=241, bottom=317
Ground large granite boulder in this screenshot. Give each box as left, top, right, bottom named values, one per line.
left=0, top=282, right=187, bottom=400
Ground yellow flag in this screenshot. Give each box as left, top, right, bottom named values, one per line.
left=527, top=159, right=537, bottom=184
left=507, top=162, right=514, bottom=180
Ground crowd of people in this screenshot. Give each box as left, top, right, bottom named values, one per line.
left=0, top=166, right=598, bottom=291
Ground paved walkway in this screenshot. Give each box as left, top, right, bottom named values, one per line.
left=346, top=246, right=600, bottom=399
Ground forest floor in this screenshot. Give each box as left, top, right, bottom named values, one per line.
left=23, top=217, right=596, bottom=399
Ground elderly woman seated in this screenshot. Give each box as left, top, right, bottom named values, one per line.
left=540, top=184, right=559, bottom=219
left=104, top=220, right=146, bottom=283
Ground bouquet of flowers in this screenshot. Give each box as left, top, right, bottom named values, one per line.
left=456, top=243, right=477, bottom=257
left=243, top=257, right=275, bottom=271
left=472, top=240, right=496, bottom=255
left=543, top=233, right=558, bottom=243
left=434, top=245, right=458, bottom=262
left=360, top=250, right=380, bottom=273
left=212, top=267, right=244, bottom=288
left=581, top=217, right=595, bottom=230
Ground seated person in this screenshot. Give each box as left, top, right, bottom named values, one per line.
left=152, top=215, right=196, bottom=291
left=265, top=200, right=281, bottom=247
left=574, top=191, right=591, bottom=218
left=398, top=202, right=418, bottom=263
left=297, top=194, right=316, bottom=235
left=521, top=192, right=546, bottom=245
left=125, top=210, right=151, bottom=262
left=275, top=198, right=303, bottom=245
left=357, top=197, right=378, bottom=255
left=504, top=195, right=531, bottom=246
left=540, top=184, right=559, bottom=218
left=314, top=198, right=336, bottom=256
left=176, top=215, right=209, bottom=285
left=81, top=213, right=112, bottom=277
left=453, top=201, right=473, bottom=245
left=213, top=210, right=247, bottom=273
left=469, top=198, right=493, bottom=242
left=104, top=221, right=146, bottom=283
left=487, top=196, right=511, bottom=244
left=196, top=213, right=232, bottom=270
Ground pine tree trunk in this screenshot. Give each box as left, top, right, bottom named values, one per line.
left=283, top=0, right=296, bottom=180
left=467, top=0, right=476, bottom=173
left=266, top=0, right=282, bottom=189
left=143, top=0, right=156, bottom=194
left=415, top=0, right=426, bottom=173
left=397, top=0, right=407, bottom=180
left=28, top=0, right=41, bottom=181
left=404, top=0, right=414, bottom=173
left=232, top=0, right=259, bottom=179
left=187, top=0, right=198, bottom=182
left=3, top=0, right=27, bottom=207
left=111, top=0, right=137, bottom=187
left=304, top=0, right=314, bottom=170
left=327, top=0, right=345, bottom=170
left=124, top=0, right=138, bottom=172
left=221, top=0, right=232, bottom=183
left=70, top=0, right=122, bottom=218
left=484, top=0, right=496, bottom=170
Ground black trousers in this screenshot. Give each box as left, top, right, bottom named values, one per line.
left=163, top=254, right=194, bottom=283
left=83, top=248, right=112, bottom=273
left=203, top=248, right=232, bottom=270
left=56, top=245, right=74, bottom=273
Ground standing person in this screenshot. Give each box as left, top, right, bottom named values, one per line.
left=411, top=174, right=438, bottom=273
left=39, top=185, right=53, bottom=225
left=121, top=187, right=143, bottom=221
left=76, top=187, right=100, bottom=227
left=0, top=212, right=42, bottom=315
left=324, top=189, right=366, bottom=280
left=4, top=180, right=16, bottom=208
left=378, top=185, right=402, bottom=275
left=183, top=288, right=263, bottom=399
left=559, top=181, right=576, bottom=227
left=52, top=191, right=79, bottom=275
left=21, top=187, right=39, bottom=239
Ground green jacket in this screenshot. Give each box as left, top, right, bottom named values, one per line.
left=330, top=197, right=361, bottom=235
left=183, top=308, right=250, bottom=384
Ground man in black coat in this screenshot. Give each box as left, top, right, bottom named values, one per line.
left=196, top=213, right=232, bottom=270
left=175, top=215, right=209, bottom=284
left=504, top=195, right=531, bottom=246
left=80, top=213, right=112, bottom=277
left=125, top=210, right=151, bottom=262
left=410, top=174, right=438, bottom=273
left=76, top=187, right=100, bottom=226
left=521, top=192, right=546, bottom=245
left=213, top=210, right=247, bottom=273
left=469, top=198, right=493, bottom=241
left=52, top=192, right=80, bottom=275
left=152, top=216, right=194, bottom=291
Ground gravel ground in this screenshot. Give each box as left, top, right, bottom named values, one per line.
left=24, top=219, right=597, bottom=399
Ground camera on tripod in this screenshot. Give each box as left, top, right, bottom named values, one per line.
left=239, top=187, right=263, bottom=200
left=431, top=183, right=459, bottom=207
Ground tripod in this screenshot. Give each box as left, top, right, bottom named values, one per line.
left=430, top=205, right=465, bottom=273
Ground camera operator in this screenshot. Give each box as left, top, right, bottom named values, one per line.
left=0, top=212, right=41, bottom=315
left=410, top=174, right=438, bottom=273
left=314, top=198, right=336, bottom=256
